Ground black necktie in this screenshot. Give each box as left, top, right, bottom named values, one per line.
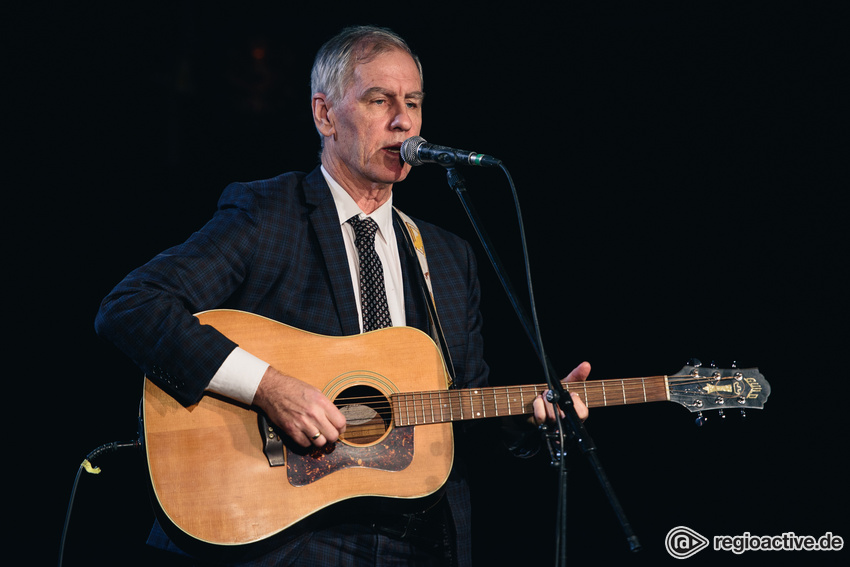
left=348, top=215, right=392, bottom=332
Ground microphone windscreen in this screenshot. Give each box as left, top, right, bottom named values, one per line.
left=400, top=136, right=427, bottom=166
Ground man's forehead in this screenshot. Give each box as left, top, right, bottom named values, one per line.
left=351, top=49, right=421, bottom=84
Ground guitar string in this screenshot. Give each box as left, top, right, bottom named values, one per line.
left=331, top=376, right=727, bottom=406
left=328, top=376, right=700, bottom=404
left=331, top=376, right=736, bottom=411
left=330, top=375, right=734, bottom=405
left=333, top=375, right=743, bottom=427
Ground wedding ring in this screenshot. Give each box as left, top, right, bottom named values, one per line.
left=311, top=431, right=322, bottom=440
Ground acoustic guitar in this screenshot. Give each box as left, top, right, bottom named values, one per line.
left=142, top=309, right=770, bottom=548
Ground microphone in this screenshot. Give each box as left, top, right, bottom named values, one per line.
left=401, top=136, right=502, bottom=167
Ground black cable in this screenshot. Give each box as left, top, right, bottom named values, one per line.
left=446, top=163, right=641, bottom=564
left=58, top=440, right=139, bottom=567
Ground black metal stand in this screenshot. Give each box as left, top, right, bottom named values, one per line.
left=444, top=166, right=641, bottom=563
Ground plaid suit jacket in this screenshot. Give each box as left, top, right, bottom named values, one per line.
left=96, top=166, right=489, bottom=564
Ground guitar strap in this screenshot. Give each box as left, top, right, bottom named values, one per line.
left=393, top=208, right=456, bottom=388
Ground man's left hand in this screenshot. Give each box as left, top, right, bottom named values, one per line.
left=531, top=361, right=591, bottom=425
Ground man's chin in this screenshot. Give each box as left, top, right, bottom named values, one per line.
left=379, top=158, right=411, bottom=184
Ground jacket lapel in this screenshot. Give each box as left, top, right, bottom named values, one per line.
left=303, top=168, right=361, bottom=336
left=393, top=210, right=429, bottom=334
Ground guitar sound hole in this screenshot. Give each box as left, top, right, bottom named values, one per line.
left=335, top=385, right=391, bottom=445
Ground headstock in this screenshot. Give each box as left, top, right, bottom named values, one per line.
left=668, top=363, right=771, bottom=425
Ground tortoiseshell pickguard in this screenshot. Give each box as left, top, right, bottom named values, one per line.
left=286, top=427, right=413, bottom=486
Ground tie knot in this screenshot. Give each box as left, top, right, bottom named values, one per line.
left=348, top=215, right=378, bottom=244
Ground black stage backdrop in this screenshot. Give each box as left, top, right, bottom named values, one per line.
left=12, top=2, right=846, bottom=566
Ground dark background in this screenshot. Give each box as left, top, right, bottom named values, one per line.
left=12, top=1, right=846, bottom=565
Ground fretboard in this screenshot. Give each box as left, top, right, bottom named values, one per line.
left=392, top=376, right=670, bottom=427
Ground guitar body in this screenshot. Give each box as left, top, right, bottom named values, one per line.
left=142, top=310, right=453, bottom=547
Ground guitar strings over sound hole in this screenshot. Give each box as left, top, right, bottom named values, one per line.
left=335, top=385, right=391, bottom=445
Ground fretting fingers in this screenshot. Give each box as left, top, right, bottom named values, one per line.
left=532, top=390, right=587, bottom=425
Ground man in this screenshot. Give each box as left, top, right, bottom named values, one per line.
left=96, top=25, right=589, bottom=566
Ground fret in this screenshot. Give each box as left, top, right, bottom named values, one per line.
left=439, top=390, right=447, bottom=423
left=400, top=392, right=409, bottom=426
left=404, top=392, right=411, bottom=425
left=567, top=382, right=583, bottom=406
left=398, top=393, right=405, bottom=426
left=407, top=392, right=416, bottom=425
left=525, top=385, right=538, bottom=415
left=457, top=390, right=466, bottom=421
left=407, top=392, right=415, bottom=425
left=420, top=391, right=429, bottom=425
left=451, top=391, right=458, bottom=417
left=449, top=390, right=458, bottom=422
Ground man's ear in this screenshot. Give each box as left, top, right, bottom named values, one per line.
left=311, top=93, right=335, bottom=137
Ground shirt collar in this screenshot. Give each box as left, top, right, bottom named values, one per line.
left=321, top=165, right=395, bottom=244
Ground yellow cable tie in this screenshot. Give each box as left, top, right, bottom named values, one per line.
left=82, top=459, right=102, bottom=475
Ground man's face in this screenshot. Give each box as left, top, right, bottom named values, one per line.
left=321, top=48, right=424, bottom=193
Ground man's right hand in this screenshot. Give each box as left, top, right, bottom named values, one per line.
left=252, top=366, right=347, bottom=447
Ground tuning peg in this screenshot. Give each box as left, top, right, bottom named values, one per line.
left=731, top=360, right=738, bottom=369
left=688, top=358, right=702, bottom=368
left=718, top=408, right=726, bottom=419
left=695, top=412, right=707, bottom=427
left=740, top=409, right=747, bottom=418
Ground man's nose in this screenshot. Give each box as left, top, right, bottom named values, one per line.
left=391, top=106, right=413, bottom=131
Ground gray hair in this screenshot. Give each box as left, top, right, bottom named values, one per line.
left=311, top=25, right=424, bottom=104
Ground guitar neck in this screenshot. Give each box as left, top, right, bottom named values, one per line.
left=392, top=376, right=670, bottom=426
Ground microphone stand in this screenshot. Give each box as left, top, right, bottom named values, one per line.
left=443, top=166, right=642, bottom=562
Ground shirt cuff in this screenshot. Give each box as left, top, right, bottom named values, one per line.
left=206, top=347, right=269, bottom=405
